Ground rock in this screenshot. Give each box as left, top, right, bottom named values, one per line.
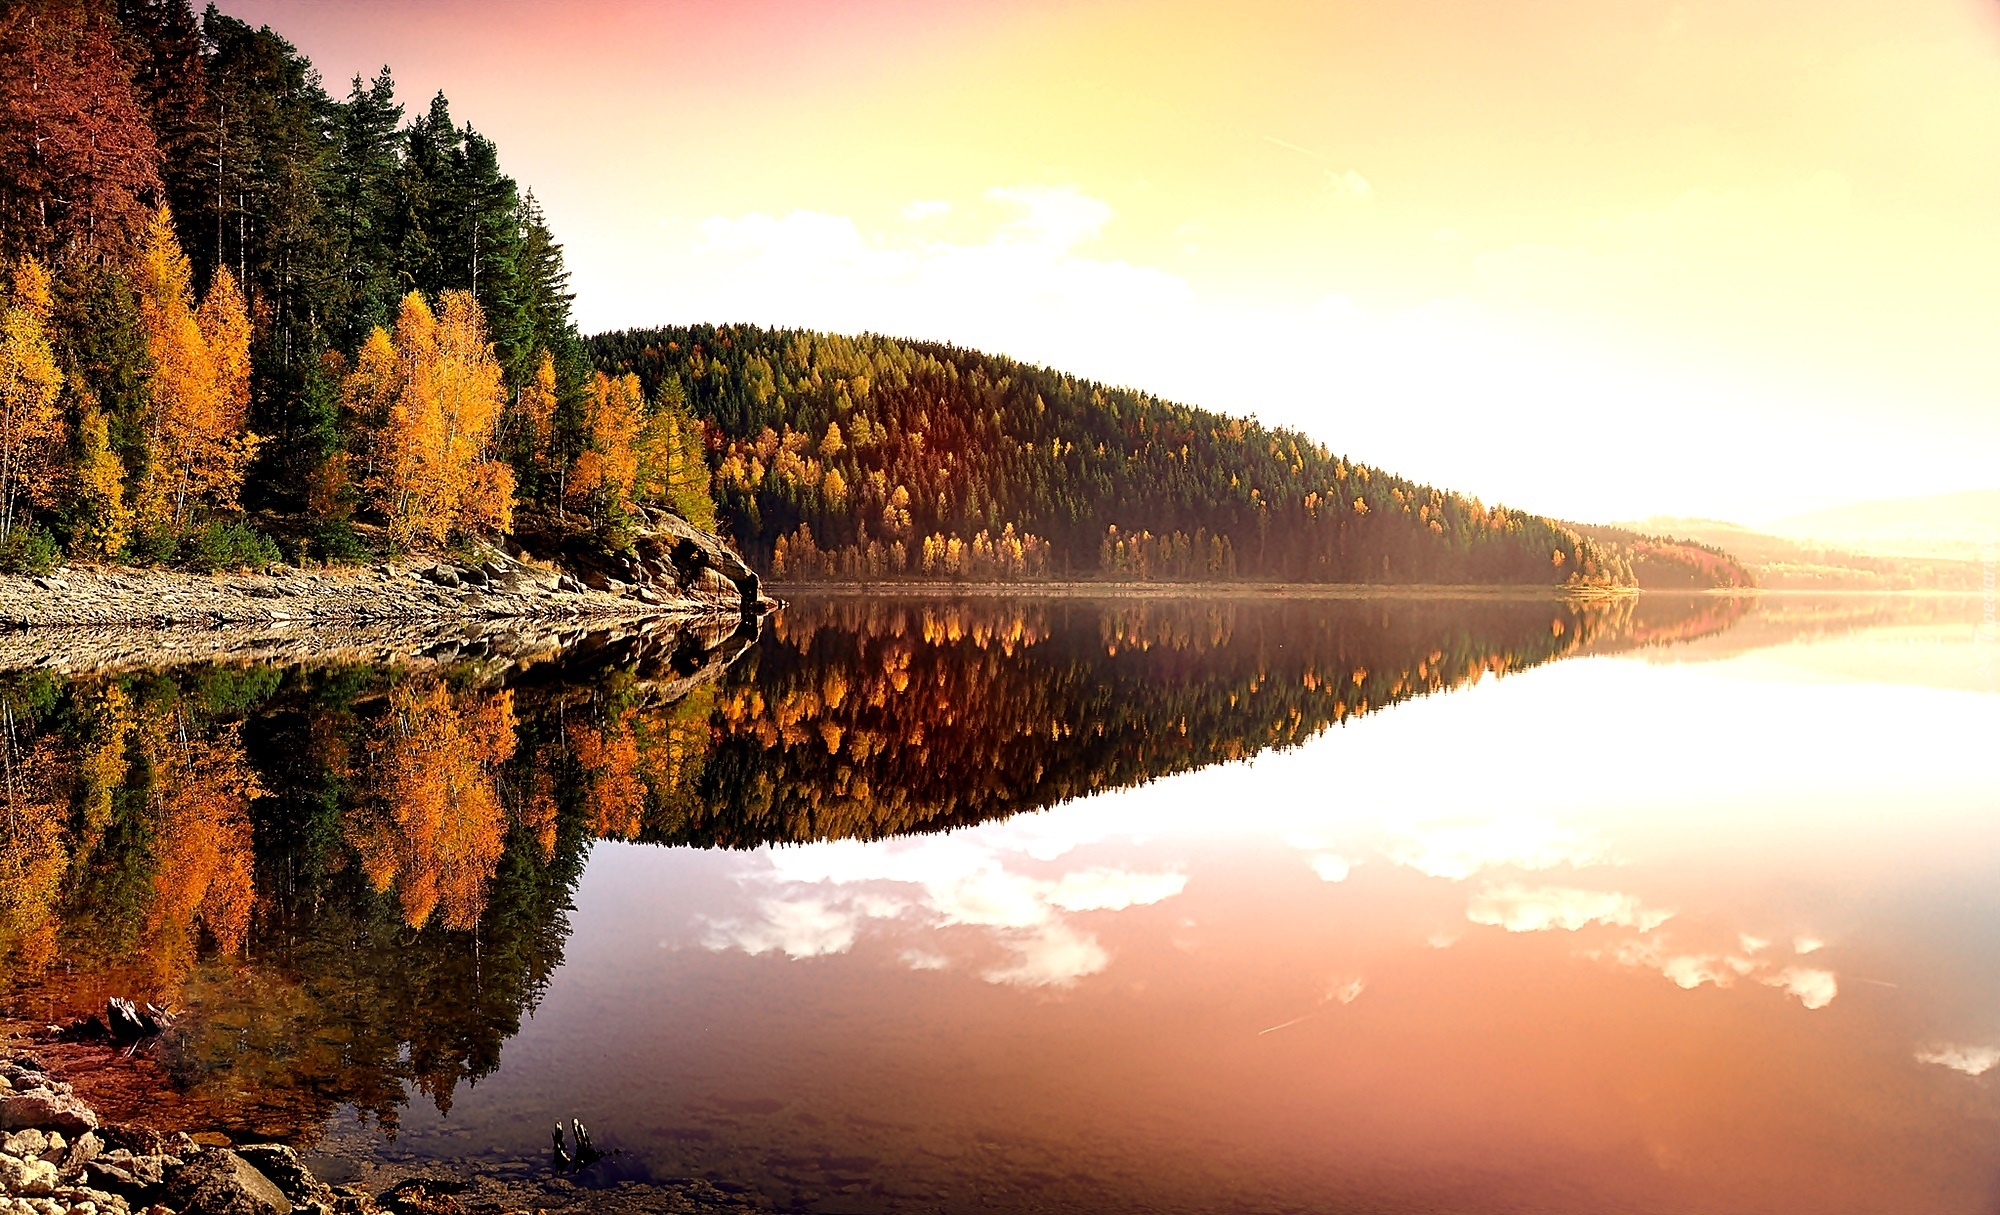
left=2, top=1130, right=47, bottom=1158
left=82, top=1150, right=170, bottom=1199
left=0, top=1154, right=58, bottom=1196
left=231, top=1146, right=327, bottom=1207
left=0, top=1088, right=98, bottom=1135
left=166, top=1148, right=293, bottom=1215
left=66, top=1130, right=102, bottom=1168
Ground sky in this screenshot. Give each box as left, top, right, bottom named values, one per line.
left=217, top=0, right=2000, bottom=526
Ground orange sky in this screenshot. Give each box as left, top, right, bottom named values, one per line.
left=220, top=0, right=2000, bottom=524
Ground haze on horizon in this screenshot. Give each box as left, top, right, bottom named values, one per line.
left=217, top=0, right=2000, bottom=528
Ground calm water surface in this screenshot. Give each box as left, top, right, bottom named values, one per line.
left=2, top=593, right=1994, bottom=1213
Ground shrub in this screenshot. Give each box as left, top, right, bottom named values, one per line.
left=181, top=520, right=283, bottom=572
left=0, top=525, right=61, bottom=575
left=124, top=524, right=179, bottom=566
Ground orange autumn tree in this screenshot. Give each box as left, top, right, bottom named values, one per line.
left=569, top=370, right=646, bottom=518
left=140, top=714, right=262, bottom=991
left=0, top=256, right=64, bottom=543
left=131, top=208, right=258, bottom=527
left=569, top=370, right=716, bottom=530
left=352, top=291, right=515, bottom=547
left=348, top=679, right=516, bottom=931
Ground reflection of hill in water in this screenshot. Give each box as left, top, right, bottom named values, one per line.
left=0, top=595, right=1743, bottom=1142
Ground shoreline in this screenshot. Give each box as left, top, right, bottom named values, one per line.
left=0, top=1041, right=767, bottom=1214
left=0, top=552, right=744, bottom=632
left=769, top=581, right=1980, bottom=600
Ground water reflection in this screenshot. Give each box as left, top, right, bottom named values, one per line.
left=0, top=594, right=1735, bottom=1134
left=5, top=592, right=1993, bottom=1212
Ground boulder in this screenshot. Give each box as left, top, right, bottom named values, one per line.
left=0, top=1087, right=98, bottom=1134
left=0, top=1152, right=58, bottom=1196
left=233, top=1145, right=330, bottom=1207
left=166, top=1148, right=293, bottom=1215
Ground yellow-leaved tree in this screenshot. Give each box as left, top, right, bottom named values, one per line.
left=569, top=370, right=645, bottom=516
left=132, top=208, right=258, bottom=527
left=0, top=256, right=64, bottom=543
left=636, top=379, right=715, bottom=530
left=354, top=291, right=514, bottom=546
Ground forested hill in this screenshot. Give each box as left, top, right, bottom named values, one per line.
left=591, top=326, right=1637, bottom=587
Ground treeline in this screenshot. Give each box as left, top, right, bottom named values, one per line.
left=589, top=326, right=1642, bottom=587
left=0, top=0, right=712, bottom=573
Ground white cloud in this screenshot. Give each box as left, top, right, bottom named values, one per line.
left=1916, top=1044, right=2000, bottom=1076
left=1762, top=966, right=1839, bottom=1010
left=709, top=835, right=1187, bottom=988
left=1794, top=935, right=1826, bottom=954
left=901, top=199, right=951, bottom=220
left=703, top=893, right=901, bottom=959
left=1596, top=936, right=1839, bottom=1009
left=985, top=184, right=1113, bottom=250
left=1327, top=169, right=1373, bottom=199
left=1388, top=817, right=1610, bottom=881
left=1466, top=884, right=1674, bottom=933
left=1047, top=867, right=1188, bottom=912
left=1309, top=854, right=1353, bottom=882
left=982, top=921, right=1109, bottom=987
left=1738, top=934, right=1771, bottom=954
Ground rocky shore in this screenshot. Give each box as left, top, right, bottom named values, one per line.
left=0, top=510, right=772, bottom=634
left=0, top=1054, right=765, bottom=1215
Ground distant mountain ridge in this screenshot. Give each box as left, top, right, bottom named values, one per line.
left=1619, top=515, right=1982, bottom=591
left=1763, top=490, right=2000, bottom=562
left=590, top=325, right=1735, bottom=588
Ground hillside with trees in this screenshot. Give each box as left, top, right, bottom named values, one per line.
left=0, top=0, right=713, bottom=574
left=591, top=326, right=1669, bottom=588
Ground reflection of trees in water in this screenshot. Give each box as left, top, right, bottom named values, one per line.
left=0, top=594, right=1748, bottom=1142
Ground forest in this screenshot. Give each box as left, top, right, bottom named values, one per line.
left=592, top=327, right=1750, bottom=587
left=0, top=2, right=1750, bottom=588
left=0, top=0, right=712, bottom=575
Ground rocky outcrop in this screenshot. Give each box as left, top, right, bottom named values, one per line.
left=0, top=1054, right=767, bottom=1215
left=0, top=517, right=775, bottom=634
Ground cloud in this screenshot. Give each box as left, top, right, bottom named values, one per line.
left=1916, top=1044, right=2000, bottom=1076
left=1309, top=854, right=1353, bottom=882
left=982, top=921, right=1110, bottom=987
left=985, top=185, right=1114, bottom=250
left=1388, top=817, right=1610, bottom=881
left=1595, top=937, right=1838, bottom=1008
left=1762, top=966, right=1838, bottom=1010
left=703, top=893, right=901, bottom=959
left=901, top=199, right=951, bottom=220
left=710, top=835, right=1188, bottom=986
left=1327, top=169, right=1373, bottom=199
left=1047, top=867, right=1188, bottom=911
left=1794, top=935, right=1826, bottom=954
left=1466, top=884, right=1673, bottom=933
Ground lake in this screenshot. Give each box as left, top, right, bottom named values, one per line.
left=2, top=592, right=1994, bottom=1213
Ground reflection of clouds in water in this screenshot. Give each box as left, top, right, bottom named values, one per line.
left=1915, top=1043, right=2000, bottom=1076
left=1594, top=937, right=1839, bottom=1009
left=1388, top=817, right=1610, bottom=881
left=1762, top=966, right=1839, bottom=1010
left=703, top=836, right=1186, bottom=987
left=1467, top=884, right=1673, bottom=933
left=1309, top=854, right=1353, bottom=882
left=704, top=893, right=900, bottom=959
left=983, top=921, right=1110, bottom=987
